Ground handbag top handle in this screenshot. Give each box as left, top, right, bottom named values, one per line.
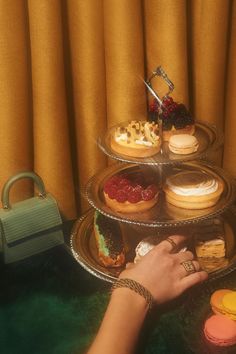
left=1, top=171, right=46, bottom=210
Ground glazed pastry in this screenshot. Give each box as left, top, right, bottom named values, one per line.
left=168, top=134, right=199, bottom=155
left=110, top=120, right=161, bottom=157
left=103, top=172, right=159, bottom=214
left=149, top=97, right=195, bottom=141
left=94, top=211, right=125, bottom=267
left=164, top=170, right=224, bottom=209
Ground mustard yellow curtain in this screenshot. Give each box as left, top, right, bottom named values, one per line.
left=0, top=0, right=235, bottom=219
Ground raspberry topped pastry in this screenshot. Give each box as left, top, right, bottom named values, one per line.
left=110, top=120, right=161, bottom=157
left=149, top=96, right=195, bottom=141
left=103, top=172, right=159, bottom=213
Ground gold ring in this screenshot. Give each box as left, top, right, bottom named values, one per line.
left=181, top=260, right=196, bottom=275
left=165, top=237, right=177, bottom=251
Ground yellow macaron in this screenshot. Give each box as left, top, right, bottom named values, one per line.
left=222, top=291, right=236, bottom=320
left=210, top=289, right=233, bottom=316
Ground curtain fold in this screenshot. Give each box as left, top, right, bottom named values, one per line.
left=27, top=0, right=76, bottom=219
left=103, top=0, right=146, bottom=125
left=66, top=0, right=107, bottom=211
left=0, top=0, right=235, bottom=218
left=0, top=0, right=33, bottom=202
left=223, top=0, right=236, bottom=176
left=191, top=0, right=231, bottom=130
left=144, top=0, right=189, bottom=105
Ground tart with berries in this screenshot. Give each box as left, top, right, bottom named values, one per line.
left=110, top=120, right=161, bottom=157
left=103, top=173, right=159, bottom=214
left=149, top=96, right=195, bottom=141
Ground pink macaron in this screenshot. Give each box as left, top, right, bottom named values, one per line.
left=204, top=314, right=236, bottom=347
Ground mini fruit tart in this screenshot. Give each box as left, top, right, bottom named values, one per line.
left=103, top=173, right=159, bottom=214
left=150, top=96, right=195, bottom=141
left=110, top=120, right=161, bottom=157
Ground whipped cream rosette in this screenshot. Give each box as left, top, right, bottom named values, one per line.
left=164, top=170, right=224, bottom=209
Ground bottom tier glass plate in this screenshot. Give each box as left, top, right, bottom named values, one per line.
left=70, top=207, right=236, bottom=283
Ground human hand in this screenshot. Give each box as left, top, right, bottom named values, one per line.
left=119, top=235, right=208, bottom=304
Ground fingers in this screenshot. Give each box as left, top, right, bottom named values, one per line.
left=180, top=270, right=208, bottom=291
left=179, top=259, right=201, bottom=277
left=175, top=250, right=194, bottom=262
left=158, top=235, right=187, bottom=253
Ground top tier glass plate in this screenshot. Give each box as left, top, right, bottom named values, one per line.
left=85, top=161, right=235, bottom=227
left=98, top=120, right=223, bottom=166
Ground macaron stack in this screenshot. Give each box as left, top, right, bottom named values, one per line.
left=202, top=289, right=236, bottom=351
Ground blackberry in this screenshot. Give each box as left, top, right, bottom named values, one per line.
left=162, top=118, right=173, bottom=131
left=148, top=110, right=158, bottom=123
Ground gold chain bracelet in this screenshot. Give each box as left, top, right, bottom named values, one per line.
left=111, top=278, right=154, bottom=310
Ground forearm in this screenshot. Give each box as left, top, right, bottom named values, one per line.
left=87, top=288, right=149, bottom=354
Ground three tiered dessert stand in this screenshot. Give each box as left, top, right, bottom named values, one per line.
left=70, top=67, right=236, bottom=285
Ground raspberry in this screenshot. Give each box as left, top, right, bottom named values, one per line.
left=111, top=175, right=122, bottom=184
left=122, top=184, right=133, bottom=194
left=103, top=180, right=115, bottom=194
left=128, top=189, right=142, bottom=203
left=162, top=96, right=173, bottom=106
left=149, top=99, right=158, bottom=112
left=118, top=178, right=130, bottom=188
left=104, top=175, right=120, bottom=189
left=115, top=189, right=127, bottom=203
left=133, top=185, right=143, bottom=193
left=147, top=184, right=158, bottom=194
left=106, top=185, right=118, bottom=199
left=141, top=188, right=155, bottom=201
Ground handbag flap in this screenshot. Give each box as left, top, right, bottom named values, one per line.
left=0, top=194, right=62, bottom=245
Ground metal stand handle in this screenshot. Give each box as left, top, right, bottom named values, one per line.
left=144, top=66, right=174, bottom=107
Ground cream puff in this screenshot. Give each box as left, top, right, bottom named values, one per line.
left=134, top=236, right=159, bottom=263
left=110, top=120, right=161, bottom=157
left=103, top=172, right=159, bottom=214
left=164, top=170, right=224, bottom=209
left=134, top=235, right=187, bottom=263
left=168, top=134, right=199, bottom=155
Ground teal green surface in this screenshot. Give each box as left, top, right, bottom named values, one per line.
left=1, top=227, right=236, bottom=354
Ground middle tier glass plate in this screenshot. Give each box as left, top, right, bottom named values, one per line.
left=85, top=162, right=235, bottom=227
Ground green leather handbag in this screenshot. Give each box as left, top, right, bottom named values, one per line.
left=0, top=172, right=64, bottom=263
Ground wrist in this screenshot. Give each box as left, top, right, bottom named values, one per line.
left=112, top=278, right=154, bottom=311
left=111, top=285, right=149, bottom=316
